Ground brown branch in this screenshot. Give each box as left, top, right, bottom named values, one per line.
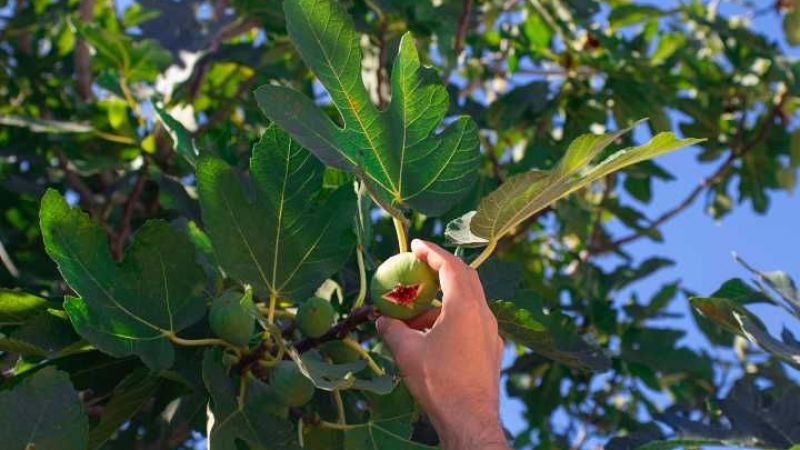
left=454, top=0, right=473, bottom=57
left=57, top=150, right=96, bottom=213
left=110, top=161, right=149, bottom=260
left=589, top=93, right=787, bottom=254
left=74, top=0, right=95, bottom=102
left=234, top=305, right=377, bottom=375
left=295, top=305, right=378, bottom=353
left=187, top=18, right=260, bottom=101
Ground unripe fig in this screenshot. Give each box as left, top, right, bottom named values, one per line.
left=209, top=287, right=255, bottom=347
left=370, top=252, right=438, bottom=320
left=296, top=296, right=335, bottom=338
left=318, top=339, right=361, bottom=364
left=270, top=361, right=315, bottom=407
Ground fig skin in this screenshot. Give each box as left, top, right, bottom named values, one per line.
left=209, top=288, right=255, bottom=347
left=296, top=296, right=335, bottom=338
left=270, top=361, right=315, bottom=407
left=370, top=252, right=438, bottom=320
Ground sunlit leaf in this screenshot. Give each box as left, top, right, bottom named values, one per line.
left=154, top=104, right=199, bottom=167
left=448, top=128, right=702, bottom=248
left=255, top=0, right=479, bottom=216
left=0, top=289, right=50, bottom=325
left=197, top=125, right=356, bottom=301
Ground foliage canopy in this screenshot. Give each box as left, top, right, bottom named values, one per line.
left=0, top=0, right=799, bottom=449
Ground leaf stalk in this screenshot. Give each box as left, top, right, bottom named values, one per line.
left=342, top=336, right=385, bottom=376
left=392, top=216, right=408, bottom=253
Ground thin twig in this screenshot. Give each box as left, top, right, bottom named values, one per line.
left=111, top=160, right=149, bottom=260
left=0, top=239, right=19, bottom=278
left=454, top=0, right=474, bottom=57
left=187, top=18, right=259, bottom=101
left=234, top=306, right=378, bottom=375
left=74, top=0, right=95, bottom=102
left=590, top=93, right=787, bottom=254
left=57, top=150, right=96, bottom=213
left=294, top=305, right=378, bottom=353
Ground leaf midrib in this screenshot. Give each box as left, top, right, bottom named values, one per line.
left=219, top=188, right=273, bottom=294
left=52, top=226, right=163, bottom=334
left=299, top=6, right=399, bottom=196
left=270, top=139, right=293, bottom=296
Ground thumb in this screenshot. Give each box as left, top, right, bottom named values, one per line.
left=376, top=316, right=423, bottom=366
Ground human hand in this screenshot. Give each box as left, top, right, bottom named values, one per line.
left=376, top=239, right=508, bottom=450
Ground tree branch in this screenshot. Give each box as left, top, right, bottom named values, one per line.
left=74, top=0, right=95, bottom=102
left=57, top=150, right=96, bottom=213
left=294, top=305, right=378, bottom=353
left=110, top=161, right=149, bottom=260
left=454, top=0, right=474, bottom=57
left=589, top=93, right=787, bottom=254
left=234, top=306, right=377, bottom=376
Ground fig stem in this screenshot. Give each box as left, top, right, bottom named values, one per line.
left=342, top=336, right=385, bottom=376
left=332, top=389, right=346, bottom=425
left=352, top=245, right=367, bottom=310
left=392, top=216, right=408, bottom=253
left=238, top=372, right=249, bottom=408
left=317, top=420, right=356, bottom=431
left=165, top=332, right=242, bottom=356
left=267, top=292, right=277, bottom=324
left=469, top=240, right=497, bottom=269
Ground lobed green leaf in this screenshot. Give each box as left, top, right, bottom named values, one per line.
left=255, top=0, right=479, bottom=217
left=40, top=190, right=208, bottom=369
left=197, top=125, right=356, bottom=301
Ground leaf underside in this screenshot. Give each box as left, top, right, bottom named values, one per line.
left=447, top=126, right=703, bottom=247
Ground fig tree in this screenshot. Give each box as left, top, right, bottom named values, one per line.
left=370, top=252, right=438, bottom=320
left=209, top=287, right=255, bottom=347
left=296, top=296, right=335, bottom=338
left=270, top=361, right=315, bottom=407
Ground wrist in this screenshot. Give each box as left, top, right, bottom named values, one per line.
left=433, top=414, right=508, bottom=450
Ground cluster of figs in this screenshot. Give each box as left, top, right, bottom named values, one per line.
left=208, top=252, right=439, bottom=406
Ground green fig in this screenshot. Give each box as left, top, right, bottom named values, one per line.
left=370, top=252, right=438, bottom=320
left=296, top=296, right=335, bottom=338
left=209, top=287, right=255, bottom=347
left=270, top=361, right=315, bottom=407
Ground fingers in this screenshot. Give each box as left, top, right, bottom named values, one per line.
left=411, top=239, right=485, bottom=311
left=411, top=239, right=460, bottom=273
left=405, top=307, right=441, bottom=330
left=376, top=316, right=423, bottom=367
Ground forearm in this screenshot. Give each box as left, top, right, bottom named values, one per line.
left=433, top=414, right=510, bottom=450
left=439, top=433, right=509, bottom=450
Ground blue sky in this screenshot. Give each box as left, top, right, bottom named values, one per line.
left=499, top=1, right=800, bottom=446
